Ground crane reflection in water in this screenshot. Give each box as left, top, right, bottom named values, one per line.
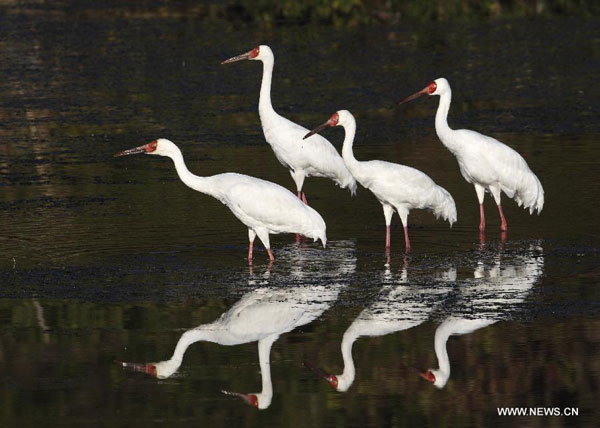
left=308, top=242, right=543, bottom=392
left=420, top=242, right=544, bottom=388
left=307, top=258, right=456, bottom=392
left=118, top=242, right=356, bottom=409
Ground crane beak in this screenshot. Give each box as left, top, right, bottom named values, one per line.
left=221, top=390, right=259, bottom=408
left=113, top=142, right=155, bottom=157
left=303, top=119, right=333, bottom=140
left=303, top=361, right=338, bottom=388
left=116, top=360, right=158, bottom=377
left=221, top=50, right=253, bottom=64
left=303, top=360, right=329, bottom=379
left=398, top=86, right=429, bottom=105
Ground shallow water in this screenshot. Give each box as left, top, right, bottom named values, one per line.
left=1, top=5, right=600, bottom=428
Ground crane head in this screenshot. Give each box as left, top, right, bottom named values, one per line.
left=419, top=368, right=448, bottom=388
left=221, top=45, right=266, bottom=64
left=117, top=358, right=183, bottom=379
left=116, top=360, right=158, bottom=377
left=419, top=370, right=436, bottom=383
left=114, top=138, right=180, bottom=158
left=303, top=112, right=340, bottom=140
left=303, top=360, right=349, bottom=391
left=113, top=140, right=158, bottom=157
left=221, top=390, right=263, bottom=409
left=398, top=78, right=450, bottom=105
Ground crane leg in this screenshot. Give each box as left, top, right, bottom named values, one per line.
left=479, top=203, right=486, bottom=232
left=489, top=185, right=507, bottom=231
left=291, top=170, right=306, bottom=204
left=497, top=205, right=508, bottom=231
left=398, top=209, right=411, bottom=253
left=479, top=227, right=486, bottom=249
left=296, top=190, right=308, bottom=205
left=248, top=229, right=257, bottom=262
left=383, top=205, right=394, bottom=251
left=386, top=226, right=391, bottom=249
left=403, top=226, right=411, bottom=253
left=295, top=192, right=303, bottom=243
left=294, top=193, right=303, bottom=243
left=255, top=228, right=274, bottom=262
left=474, top=184, right=486, bottom=232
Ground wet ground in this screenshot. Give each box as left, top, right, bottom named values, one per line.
left=1, top=4, right=600, bottom=428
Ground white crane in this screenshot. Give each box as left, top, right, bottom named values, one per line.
left=421, top=243, right=544, bottom=388
left=114, top=138, right=326, bottom=262
left=399, top=78, right=544, bottom=233
left=310, top=264, right=456, bottom=392
left=118, top=283, right=343, bottom=409
left=304, top=110, right=456, bottom=253
left=221, top=45, right=357, bottom=204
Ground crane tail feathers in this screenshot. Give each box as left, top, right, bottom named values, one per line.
left=431, top=186, right=457, bottom=227
left=511, top=170, right=544, bottom=215
left=345, top=178, right=357, bottom=197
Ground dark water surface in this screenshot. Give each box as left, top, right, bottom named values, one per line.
left=1, top=5, right=600, bottom=428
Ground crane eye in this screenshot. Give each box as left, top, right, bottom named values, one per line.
left=250, top=46, right=260, bottom=58
left=428, top=82, right=437, bottom=94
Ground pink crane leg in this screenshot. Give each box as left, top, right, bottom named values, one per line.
left=295, top=192, right=303, bottom=242
left=267, top=248, right=275, bottom=261
left=248, top=241, right=254, bottom=261
left=385, top=225, right=391, bottom=250
left=479, top=204, right=486, bottom=232
left=301, top=191, right=308, bottom=205
left=403, top=226, right=411, bottom=253
left=497, top=205, right=508, bottom=231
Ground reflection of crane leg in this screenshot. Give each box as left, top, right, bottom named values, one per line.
left=33, top=300, right=50, bottom=344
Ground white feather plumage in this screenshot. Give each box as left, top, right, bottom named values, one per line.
left=402, top=77, right=544, bottom=230
left=115, top=138, right=326, bottom=261
left=223, top=45, right=357, bottom=197
left=306, top=110, right=456, bottom=252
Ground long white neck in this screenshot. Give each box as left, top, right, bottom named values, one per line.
left=434, top=90, right=459, bottom=152
left=154, top=323, right=222, bottom=378
left=256, top=335, right=277, bottom=408
left=336, top=330, right=358, bottom=391
left=433, top=321, right=452, bottom=378
left=166, top=148, right=216, bottom=197
left=340, top=119, right=359, bottom=171
left=258, top=55, right=276, bottom=120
